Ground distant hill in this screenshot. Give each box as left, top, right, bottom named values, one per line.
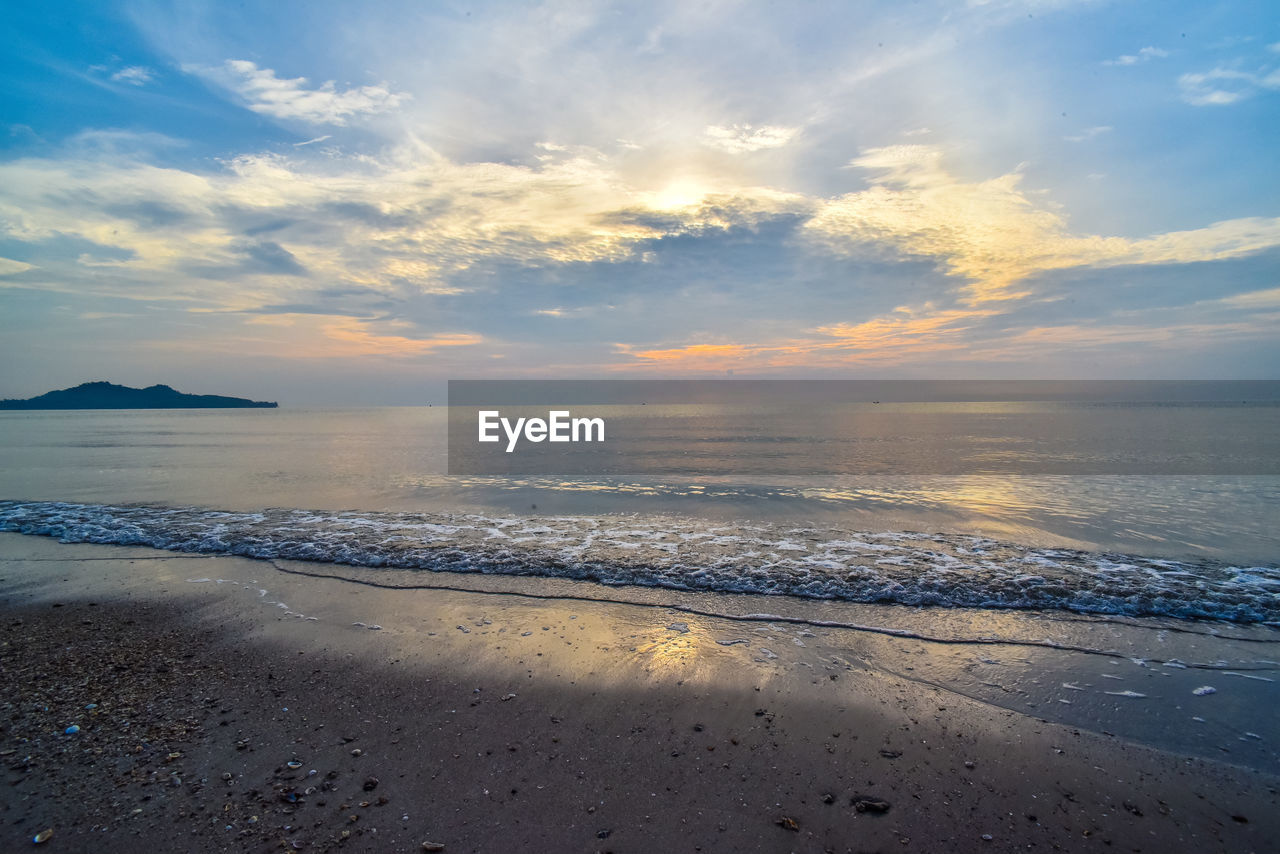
left=0, top=382, right=278, bottom=410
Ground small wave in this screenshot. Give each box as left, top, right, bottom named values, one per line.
left=1, top=500, right=1277, bottom=623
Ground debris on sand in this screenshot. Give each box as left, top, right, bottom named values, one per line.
left=852, top=796, right=891, bottom=814
left=775, top=816, right=800, bottom=831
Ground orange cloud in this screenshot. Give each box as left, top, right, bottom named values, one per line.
left=319, top=319, right=483, bottom=357
left=612, top=305, right=999, bottom=371
left=813, top=306, right=998, bottom=353
left=230, top=313, right=484, bottom=358
left=622, top=343, right=756, bottom=362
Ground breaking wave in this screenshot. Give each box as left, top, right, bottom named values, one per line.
left=1, top=500, right=1277, bottom=624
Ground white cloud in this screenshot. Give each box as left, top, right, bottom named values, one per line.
left=701, top=124, right=798, bottom=153
left=111, top=66, right=155, bottom=86
left=0, top=140, right=802, bottom=312
left=1178, top=67, right=1280, bottom=106
left=1220, top=287, right=1280, bottom=309
left=1065, top=125, right=1112, bottom=142
left=0, top=257, right=34, bottom=276
left=1103, top=46, right=1168, bottom=66
left=194, top=60, right=410, bottom=125
left=3, top=131, right=1276, bottom=364
left=805, top=144, right=1280, bottom=303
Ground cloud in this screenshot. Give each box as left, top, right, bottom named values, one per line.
left=813, top=306, right=998, bottom=354
left=314, top=318, right=483, bottom=357
left=701, top=124, right=798, bottom=153
left=293, top=135, right=332, bottom=147
left=1064, top=125, right=1111, bottom=142
left=1103, top=46, right=1168, bottom=66
left=611, top=294, right=1279, bottom=373
left=237, top=240, right=307, bottom=276
left=1178, top=67, right=1280, bottom=106
left=0, top=257, right=34, bottom=276
left=610, top=305, right=1000, bottom=371
left=0, top=139, right=802, bottom=318
left=4, top=138, right=1276, bottom=321
left=110, top=66, right=156, bottom=86
left=1220, top=287, right=1280, bottom=309
left=966, top=318, right=1274, bottom=362
left=3, top=126, right=1276, bottom=377
left=180, top=312, right=483, bottom=359
left=192, top=60, right=410, bottom=125
left=78, top=311, right=136, bottom=320
left=804, top=144, right=1280, bottom=303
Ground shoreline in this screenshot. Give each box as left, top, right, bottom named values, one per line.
left=2, top=533, right=1278, bottom=852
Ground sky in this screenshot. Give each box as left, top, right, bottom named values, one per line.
left=1, top=0, right=1278, bottom=404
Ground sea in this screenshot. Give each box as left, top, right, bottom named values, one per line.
left=0, top=391, right=1278, bottom=623
left=2, top=394, right=1279, bottom=770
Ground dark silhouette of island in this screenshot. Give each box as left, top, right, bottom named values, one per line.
left=0, top=382, right=278, bottom=410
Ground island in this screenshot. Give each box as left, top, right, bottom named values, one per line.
left=0, top=381, right=278, bottom=410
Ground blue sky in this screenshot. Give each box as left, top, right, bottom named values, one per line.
left=1, top=1, right=1278, bottom=403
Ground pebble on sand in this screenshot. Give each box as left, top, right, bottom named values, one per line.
left=852, top=796, right=891, bottom=814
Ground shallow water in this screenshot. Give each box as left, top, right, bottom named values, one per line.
left=0, top=406, right=1277, bottom=564
left=1, top=403, right=1277, bottom=640
left=2, top=500, right=1277, bottom=624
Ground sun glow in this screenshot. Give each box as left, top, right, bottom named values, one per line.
left=648, top=180, right=709, bottom=210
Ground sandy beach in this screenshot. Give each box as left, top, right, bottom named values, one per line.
left=1, top=532, right=1276, bottom=853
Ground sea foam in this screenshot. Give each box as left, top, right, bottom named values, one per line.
left=1, top=500, right=1277, bottom=624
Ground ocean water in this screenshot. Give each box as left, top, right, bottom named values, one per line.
left=0, top=403, right=1277, bottom=624
left=4, top=401, right=1280, bottom=772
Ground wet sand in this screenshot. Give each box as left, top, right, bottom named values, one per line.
left=1, top=533, right=1277, bottom=852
